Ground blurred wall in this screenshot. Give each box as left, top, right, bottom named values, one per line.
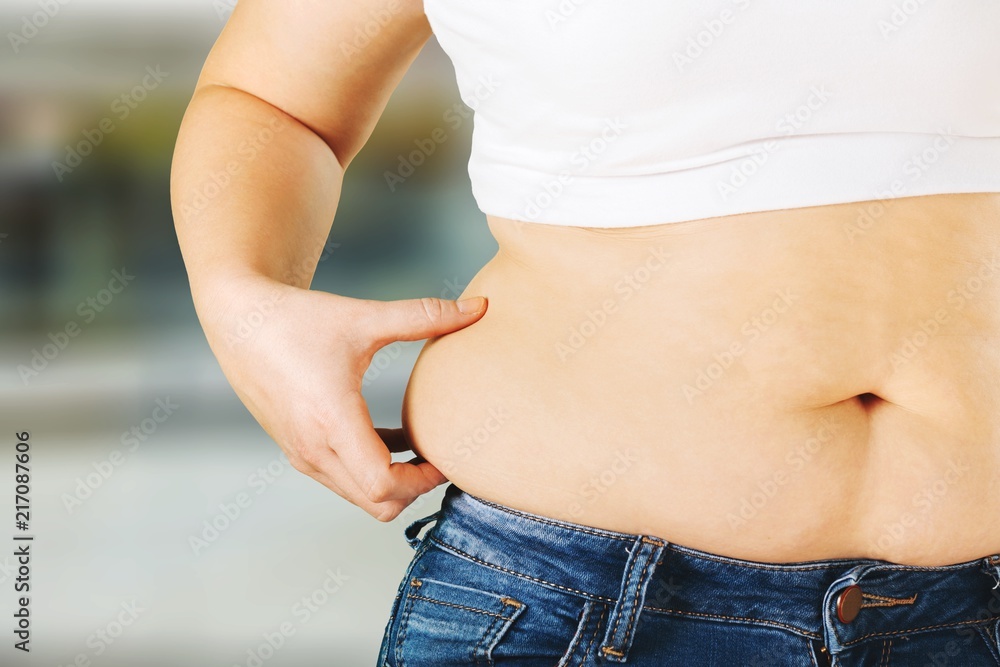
left=0, top=1, right=497, bottom=665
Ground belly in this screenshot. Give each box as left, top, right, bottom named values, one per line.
left=401, top=193, right=1000, bottom=565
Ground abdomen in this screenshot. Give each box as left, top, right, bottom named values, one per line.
left=401, top=193, right=1000, bottom=565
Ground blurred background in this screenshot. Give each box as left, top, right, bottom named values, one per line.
left=0, top=1, right=497, bottom=664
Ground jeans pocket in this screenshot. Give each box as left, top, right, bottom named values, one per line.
left=986, top=617, right=1000, bottom=665
left=555, top=599, right=606, bottom=667
left=377, top=534, right=436, bottom=667
left=391, top=576, right=526, bottom=667
left=871, top=623, right=1000, bottom=667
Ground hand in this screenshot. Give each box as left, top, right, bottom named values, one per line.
left=197, top=274, right=488, bottom=521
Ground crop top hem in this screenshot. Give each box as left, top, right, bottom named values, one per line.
left=469, top=132, right=1000, bottom=228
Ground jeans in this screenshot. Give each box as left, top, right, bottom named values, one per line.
left=377, top=483, right=1000, bottom=666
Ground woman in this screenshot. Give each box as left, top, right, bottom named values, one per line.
left=170, top=0, right=1000, bottom=664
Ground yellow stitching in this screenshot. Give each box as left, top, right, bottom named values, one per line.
left=639, top=605, right=820, bottom=640
left=557, top=603, right=590, bottom=667
left=600, top=646, right=625, bottom=657
left=861, top=592, right=917, bottom=605
left=861, top=598, right=918, bottom=609
left=607, top=541, right=641, bottom=643
left=843, top=618, right=997, bottom=646
left=408, top=595, right=517, bottom=620
left=885, top=638, right=893, bottom=666
left=579, top=606, right=606, bottom=667
left=621, top=547, right=659, bottom=648
left=429, top=536, right=617, bottom=602
left=668, top=544, right=987, bottom=573
left=465, top=496, right=635, bottom=541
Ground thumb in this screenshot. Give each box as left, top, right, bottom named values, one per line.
left=362, top=295, right=488, bottom=344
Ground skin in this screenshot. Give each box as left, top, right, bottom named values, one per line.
left=171, top=0, right=457, bottom=522
left=172, top=0, right=1000, bottom=564
left=406, top=201, right=1000, bottom=565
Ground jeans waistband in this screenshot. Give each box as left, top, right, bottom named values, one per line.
left=409, top=484, right=1000, bottom=657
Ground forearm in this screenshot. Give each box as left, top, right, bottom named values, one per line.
left=170, top=83, right=344, bottom=316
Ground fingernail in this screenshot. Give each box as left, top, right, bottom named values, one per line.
left=457, top=296, right=486, bottom=314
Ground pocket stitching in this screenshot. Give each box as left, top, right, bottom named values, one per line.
left=555, top=601, right=594, bottom=667
left=579, top=605, right=607, bottom=667
left=408, top=593, right=519, bottom=620
left=472, top=605, right=507, bottom=667
left=972, top=620, right=1000, bottom=666
left=383, top=532, right=436, bottom=667
left=395, top=580, right=421, bottom=667
left=982, top=618, right=1000, bottom=665
left=395, top=575, right=525, bottom=667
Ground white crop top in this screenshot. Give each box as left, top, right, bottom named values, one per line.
left=421, top=0, right=1000, bottom=227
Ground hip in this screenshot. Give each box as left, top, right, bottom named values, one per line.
left=378, top=485, right=1000, bottom=667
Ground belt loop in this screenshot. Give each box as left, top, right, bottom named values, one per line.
left=403, top=511, right=441, bottom=550
left=980, top=554, right=1000, bottom=589
left=599, top=535, right=666, bottom=663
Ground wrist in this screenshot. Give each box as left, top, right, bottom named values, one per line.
left=189, top=270, right=290, bottom=336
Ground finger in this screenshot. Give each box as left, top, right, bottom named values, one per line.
left=375, top=427, right=415, bottom=454
left=331, top=393, right=447, bottom=502
left=372, top=429, right=444, bottom=479
left=355, top=296, right=488, bottom=346
left=305, top=445, right=424, bottom=521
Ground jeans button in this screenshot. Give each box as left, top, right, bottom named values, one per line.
left=836, top=584, right=863, bottom=623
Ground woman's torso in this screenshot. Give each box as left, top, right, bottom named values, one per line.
left=401, top=192, right=1000, bottom=566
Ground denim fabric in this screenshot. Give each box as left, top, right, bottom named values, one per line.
left=378, top=484, right=1000, bottom=666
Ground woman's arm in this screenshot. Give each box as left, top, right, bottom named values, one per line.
left=170, top=0, right=487, bottom=521
left=173, top=0, right=431, bottom=289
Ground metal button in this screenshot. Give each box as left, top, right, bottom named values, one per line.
left=836, top=585, right=863, bottom=624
